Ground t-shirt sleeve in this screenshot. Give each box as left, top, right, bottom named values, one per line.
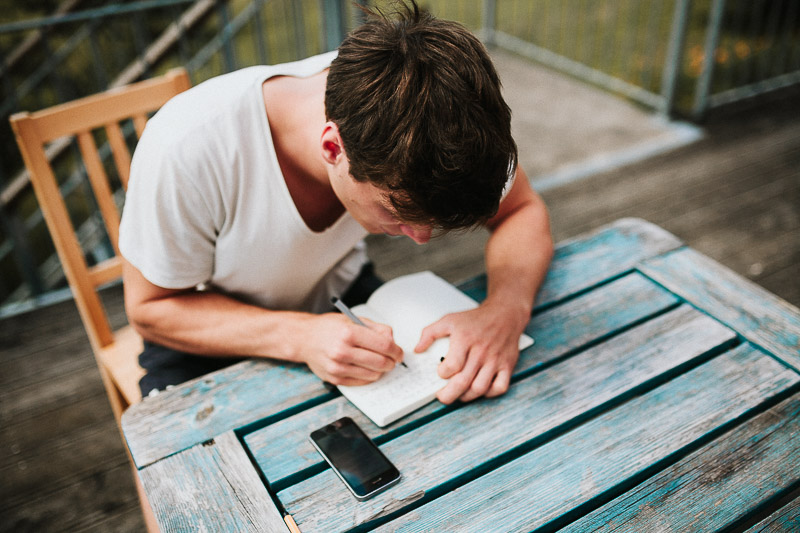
left=119, top=126, right=219, bottom=290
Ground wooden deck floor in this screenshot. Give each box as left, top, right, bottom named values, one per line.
left=1, top=86, right=798, bottom=531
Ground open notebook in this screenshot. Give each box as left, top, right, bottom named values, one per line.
left=338, top=271, right=534, bottom=427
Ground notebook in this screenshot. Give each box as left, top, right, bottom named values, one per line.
left=338, top=271, right=534, bottom=427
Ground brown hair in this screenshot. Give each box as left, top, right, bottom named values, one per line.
left=325, top=0, right=517, bottom=230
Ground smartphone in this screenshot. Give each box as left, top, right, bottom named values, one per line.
left=309, top=417, right=401, bottom=500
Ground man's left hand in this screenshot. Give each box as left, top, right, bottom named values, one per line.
left=414, top=300, right=529, bottom=404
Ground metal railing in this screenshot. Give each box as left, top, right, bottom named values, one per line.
left=1, top=0, right=798, bottom=315
left=483, top=0, right=800, bottom=117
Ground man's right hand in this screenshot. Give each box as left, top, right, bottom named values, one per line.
left=300, top=314, right=404, bottom=386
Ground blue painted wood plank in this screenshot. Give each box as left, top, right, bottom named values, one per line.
left=562, top=393, right=800, bottom=532
left=122, top=359, right=331, bottom=468
left=640, top=247, right=800, bottom=372
left=138, top=432, right=287, bottom=532
left=459, top=217, right=682, bottom=304
left=744, top=496, right=800, bottom=532
left=245, top=273, right=679, bottom=488
left=366, top=345, right=800, bottom=533
left=277, top=306, right=741, bottom=531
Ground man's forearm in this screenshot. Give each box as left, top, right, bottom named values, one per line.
left=122, top=259, right=404, bottom=386
left=484, top=189, right=553, bottom=326
left=126, top=286, right=313, bottom=362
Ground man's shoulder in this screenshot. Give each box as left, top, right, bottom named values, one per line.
left=277, top=50, right=338, bottom=76
left=147, top=52, right=337, bottom=135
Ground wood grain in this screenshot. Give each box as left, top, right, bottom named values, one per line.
left=139, top=432, right=285, bottom=532
left=744, top=495, right=800, bottom=532
left=640, top=247, right=800, bottom=371
left=562, top=393, right=800, bottom=532
left=122, top=359, right=331, bottom=468
left=278, top=306, right=740, bottom=531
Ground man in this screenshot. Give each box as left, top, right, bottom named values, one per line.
left=119, top=1, right=553, bottom=404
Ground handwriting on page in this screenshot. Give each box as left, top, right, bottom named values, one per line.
left=338, top=337, right=450, bottom=426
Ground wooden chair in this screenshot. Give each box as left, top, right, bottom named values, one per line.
left=9, top=68, right=192, bottom=531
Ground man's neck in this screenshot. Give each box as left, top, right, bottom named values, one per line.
left=263, top=71, right=344, bottom=232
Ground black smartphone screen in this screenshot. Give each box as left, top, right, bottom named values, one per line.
left=310, top=417, right=401, bottom=499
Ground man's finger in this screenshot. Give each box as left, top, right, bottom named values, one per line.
left=458, top=365, right=496, bottom=403
left=485, top=368, right=512, bottom=398
left=436, top=360, right=478, bottom=404
left=415, top=319, right=451, bottom=353
left=437, top=338, right=468, bottom=379
left=346, top=347, right=399, bottom=373
left=351, top=319, right=403, bottom=360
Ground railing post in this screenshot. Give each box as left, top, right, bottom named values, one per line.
left=215, top=0, right=236, bottom=72
left=253, top=0, right=269, bottom=64
left=660, top=0, right=691, bottom=117
left=292, top=0, right=308, bottom=59
left=323, top=0, right=347, bottom=52
left=481, top=0, right=497, bottom=47
left=693, top=0, right=726, bottom=119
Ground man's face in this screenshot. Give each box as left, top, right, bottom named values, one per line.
left=329, top=159, right=433, bottom=244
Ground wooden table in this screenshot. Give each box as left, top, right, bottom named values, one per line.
left=122, top=218, right=800, bottom=532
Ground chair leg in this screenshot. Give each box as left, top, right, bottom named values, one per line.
left=133, top=464, right=160, bottom=533
left=98, top=365, right=157, bottom=531
left=96, top=361, right=129, bottom=422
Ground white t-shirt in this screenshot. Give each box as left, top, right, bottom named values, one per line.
left=119, top=52, right=369, bottom=313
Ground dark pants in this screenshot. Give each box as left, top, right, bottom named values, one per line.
left=138, top=263, right=383, bottom=396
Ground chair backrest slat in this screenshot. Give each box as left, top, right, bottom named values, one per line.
left=77, top=130, right=122, bottom=253
left=89, top=256, right=124, bottom=287
left=105, top=122, right=133, bottom=190
left=26, top=69, right=191, bottom=143
left=132, top=114, right=148, bottom=138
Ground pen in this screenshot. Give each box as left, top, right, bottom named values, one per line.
left=331, top=297, right=408, bottom=368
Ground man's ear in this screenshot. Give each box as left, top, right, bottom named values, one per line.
left=321, top=122, right=344, bottom=164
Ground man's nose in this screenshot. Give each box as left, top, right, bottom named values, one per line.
left=399, top=224, right=432, bottom=244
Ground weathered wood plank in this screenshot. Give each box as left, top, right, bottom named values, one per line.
left=458, top=217, right=683, bottom=303
left=246, top=273, right=678, bottom=487
left=744, top=496, right=800, bottom=532
left=2, top=389, right=112, bottom=457
left=640, top=247, right=800, bottom=371
left=562, top=393, right=800, bottom=532
left=122, top=359, right=331, bottom=468
left=2, top=419, right=126, bottom=510
left=278, top=306, right=738, bottom=531
left=0, top=342, right=107, bottom=422
left=139, top=431, right=286, bottom=533
left=0, top=335, right=97, bottom=394
left=367, top=345, right=799, bottom=533
left=2, top=457, right=140, bottom=532
left=676, top=174, right=799, bottom=284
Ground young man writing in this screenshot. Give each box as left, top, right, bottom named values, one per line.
left=119, top=1, right=553, bottom=404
